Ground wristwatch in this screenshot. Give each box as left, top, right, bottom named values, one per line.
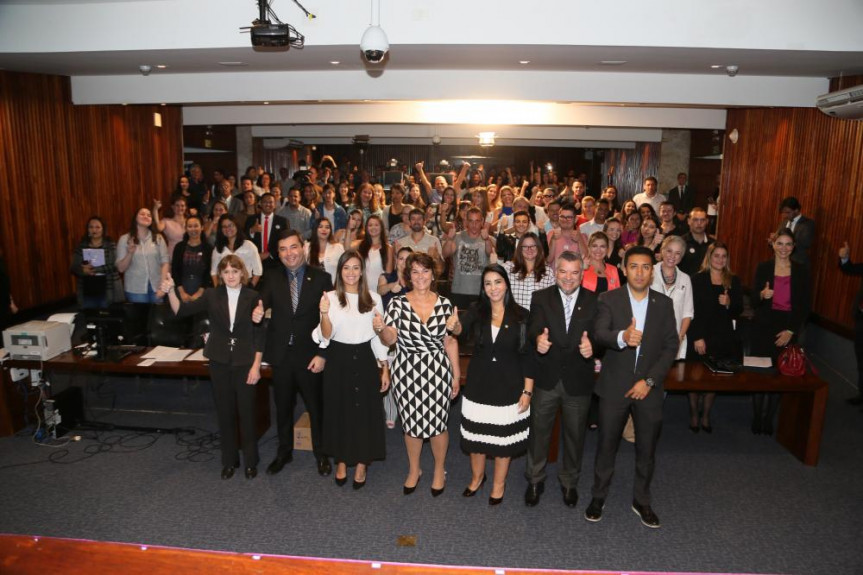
left=644, top=377, right=656, bottom=388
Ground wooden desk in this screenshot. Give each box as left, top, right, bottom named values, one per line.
left=457, top=357, right=828, bottom=467
left=664, top=361, right=828, bottom=466
left=0, top=350, right=272, bottom=439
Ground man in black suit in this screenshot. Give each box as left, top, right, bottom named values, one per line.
left=667, top=172, right=696, bottom=221
left=524, top=251, right=598, bottom=508
left=839, top=240, right=863, bottom=408
left=773, top=196, right=815, bottom=268
left=255, top=230, right=334, bottom=477
left=244, top=193, right=289, bottom=269
left=585, top=246, right=679, bottom=528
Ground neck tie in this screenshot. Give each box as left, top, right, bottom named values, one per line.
left=289, top=270, right=299, bottom=313
left=564, top=294, right=573, bottom=332
left=263, top=215, right=270, bottom=252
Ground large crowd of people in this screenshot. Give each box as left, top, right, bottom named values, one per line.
left=63, top=157, right=863, bottom=530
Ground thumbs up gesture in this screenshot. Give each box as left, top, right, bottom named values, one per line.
left=536, top=327, right=552, bottom=354
left=373, top=309, right=385, bottom=333
left=760, top=282, right=774, bottom=300
left=252, top=299, right=265, bottom=323
left=839, top=240, right=850, bottom=260
left=623, top=317, right=642, bottom=347
left=718, top=287, right=730, bottom=307
left=319, top=293, right=330, bottom=314
left=480, top=223, right=490, bottom=240
left=445, top=306, right=460, bottom=334
left=578, top=331, right=592, bottom=358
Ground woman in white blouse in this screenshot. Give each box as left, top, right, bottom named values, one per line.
left=116, top=207, right=170, bottom=303
left=353, top=215, right=393, bottom=290
left=651, top=235, right=694, bottom=360
left=210, top=214, right=262, bottom=288
left=305, top=218, right=345, bottom=283
left=317, top=250, right=390, bottom=488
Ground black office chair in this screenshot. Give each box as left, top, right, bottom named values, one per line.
left=147, top=303, right=192, bottom=347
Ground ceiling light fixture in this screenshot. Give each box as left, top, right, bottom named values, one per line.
left=710, top=64, right=723, bottom=69
left=519, top=60, right=530, bottom=65
left=477, top=131, right=496, bottom=147
left=599, top=60, right=627, bottom=65
left=156, top=65, right=167, bottom=69
left=330, top=60, right=340, bottom=65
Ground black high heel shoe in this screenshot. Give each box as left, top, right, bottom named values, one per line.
left=334, top=473, right=348, bottom=487
left=462, top=474, right=487, bottom=497
left=701, top=422, right=713, bottom=434
left=489, top=484, right=506, bottom=506
left=430, top=472, right=447, bottom=497
left=403, top=472, right=422, bottom=495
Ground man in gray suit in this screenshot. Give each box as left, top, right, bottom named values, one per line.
left=584, top=246, right=679, bottom=528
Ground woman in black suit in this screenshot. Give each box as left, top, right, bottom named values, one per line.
left=448, top=264, right=533, bottom=505
left=163, top=255, right=265, bottom=479
left=750, top=229, right=811, bottom=435
left=689, top=241, right=743, bottom=433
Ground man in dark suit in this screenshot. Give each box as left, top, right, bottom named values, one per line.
left=772, top=196, right=815, bottom=268
left=245, top=193, right=289, bottom=269
left=524, top=251, right=598, bottom=508
left=255, top=229, right=334, bottom=477
left=839, top=240, right=863, bottom=408
left=584, top=246, right=679, bottom=528
left=667, top=172, right=696, bottom=220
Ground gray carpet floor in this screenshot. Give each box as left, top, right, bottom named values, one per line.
left=1, top=359, right=861, bottom=575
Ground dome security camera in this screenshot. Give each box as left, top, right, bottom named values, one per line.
left=360, top=25, right=389, bottom=64
left=726, top=65, right=739, bottom=77
left=139, top=65, right=152, bottom=76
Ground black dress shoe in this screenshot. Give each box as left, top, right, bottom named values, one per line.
left=632, top=501, right=661, bottom=528
left=317, top=456, right=332, bottom=476
left=462, top=474, right=487, bottom=497
left=266, top=453, right=293, bottom=475
left=524, top=482, right=544, bottom=507
left=334, top=475, right=347, bottom=487
left=221, top=466, right=236, bottom=480
left=562, top=486, right=578, bottom=508
left=244, top=466, right=257, bottom=479
left=403, top=474, right=421, bottom=495
left=352, top=478, right=366, bottom=490
left=584, top=498, right=605, bottom=522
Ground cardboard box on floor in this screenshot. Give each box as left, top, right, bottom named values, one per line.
left=293, top=412, right=312, bottom=451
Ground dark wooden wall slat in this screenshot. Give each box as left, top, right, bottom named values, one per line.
left=719, top=107, right=863, bottom=330
left=0, top=71, right=183, bottom=311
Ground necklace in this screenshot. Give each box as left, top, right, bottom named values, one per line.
left=662, top=267, right=677, bottom=285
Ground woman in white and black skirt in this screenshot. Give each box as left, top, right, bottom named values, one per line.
left=316, top=249, right=390, bottom=489
left=448, top=264, right=534, bottom=505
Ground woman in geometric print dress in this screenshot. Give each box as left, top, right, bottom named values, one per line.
left=377, top=252, right=461, bottom=497
left=448, top=264, right=533, bottom=505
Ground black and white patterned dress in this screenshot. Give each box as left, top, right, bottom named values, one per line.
left=385, top=294, right=454, bottom=438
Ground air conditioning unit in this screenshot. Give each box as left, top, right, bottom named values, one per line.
left=816, top=84, right=863, bottom=120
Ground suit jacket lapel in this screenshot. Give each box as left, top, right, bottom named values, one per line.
left=215, top=286, right=230, bottom=333
left=547, top=288, right=567, bottom=339
left=295, top=267, right=315, bottom=315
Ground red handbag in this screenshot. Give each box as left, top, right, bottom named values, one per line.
left=777, top=345, right=814, bottom=377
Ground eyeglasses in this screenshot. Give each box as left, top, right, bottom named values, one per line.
left=558, top=215, right=574, bottom=220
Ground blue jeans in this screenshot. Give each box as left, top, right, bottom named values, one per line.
left=125, top=283, right=162, bottom=304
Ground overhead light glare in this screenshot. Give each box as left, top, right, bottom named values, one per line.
left=710, top=64, right=723, bottom=69
left=477, top=131, right=496, bottom=147
left=519, top=60, right=530, bottom=65
left=599, top=60, right=627, bottom=65
left=156, top=64, right=167, bottom=69
left=218, top=61, right=248, bottom=66
left=330, top=60, right=340, bottom=65
left=263, top=101, right=270, bottom=105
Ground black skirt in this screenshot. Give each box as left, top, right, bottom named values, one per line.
left=321, top=340, right=386, bottom=465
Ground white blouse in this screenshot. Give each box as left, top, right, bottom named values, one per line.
left=651, top=262, right=694, bottom=360
left=305, top=241, right=345, bottom=284
left=211, top=239, right=263, bottom=278
left=313, top=291, right=389, bottom=360
left=364, top=245, right=386, bottom=290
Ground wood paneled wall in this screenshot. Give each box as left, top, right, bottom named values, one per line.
left=719, top=107, right=863, bottom=330
left=0, top=71, right=183, bottom=310
left=601, top=142, right=661, bottom=201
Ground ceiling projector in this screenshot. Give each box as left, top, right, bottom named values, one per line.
left=251, top=23, right=294, bottom=47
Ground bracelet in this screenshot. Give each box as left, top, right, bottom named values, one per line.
left=521, top=390, right=533, bottom=397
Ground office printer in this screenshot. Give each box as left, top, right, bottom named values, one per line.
left=3, top=320, right=72, bottom=361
